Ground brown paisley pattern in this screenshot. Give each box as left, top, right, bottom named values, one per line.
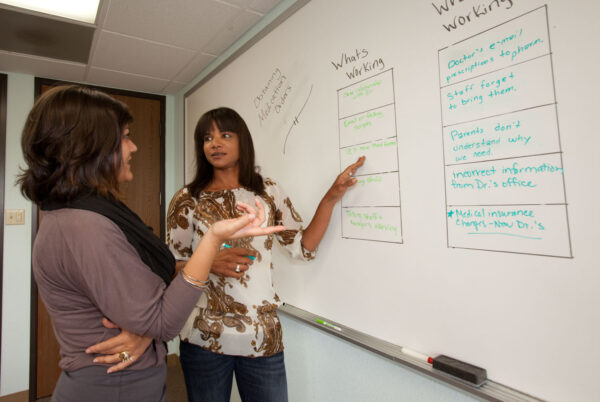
left=167, top=181, right=315, bottom=357
left=251, top=301, right=283, bottom=356
left=302, top=243, right=316, bottom=260
left=196, top=190, right=262, bottom=262
left=171, top=242, right=193, bottom=259
left=191, top=281, right=253, bottom=352
left=278, top=229, right=300, bottom=246
left=284, top=197, right=303, bottom=222
left=167, top=189, right=195, bottom=231
left=264, top=234, right=273, bottom=251
left=167, top=189, right=196, bottom=257
left=261, top=191, right=278, bottom=251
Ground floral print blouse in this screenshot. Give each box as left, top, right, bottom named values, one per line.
left=167, top=178, right=316, bottom=357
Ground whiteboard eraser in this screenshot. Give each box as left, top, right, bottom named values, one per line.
left=432, top=355, right=487, bottom=386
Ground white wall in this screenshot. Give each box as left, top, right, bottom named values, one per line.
left=1, top=72, right=34, bottom=395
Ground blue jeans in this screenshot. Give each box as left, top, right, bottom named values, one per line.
left=179, top=341, right=288, bottom=402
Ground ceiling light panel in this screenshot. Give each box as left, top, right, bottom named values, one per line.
left=0, top=0, right=100, bottom=24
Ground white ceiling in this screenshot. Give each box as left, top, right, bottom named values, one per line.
left=0, top=0, right=283, bottom=94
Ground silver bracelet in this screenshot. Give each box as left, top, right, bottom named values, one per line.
left=181, top=274, right=209, bottom=289
left=181, top=269, right=209, bottom=285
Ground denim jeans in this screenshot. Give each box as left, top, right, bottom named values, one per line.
left=179, top=341, right=288, bottom=402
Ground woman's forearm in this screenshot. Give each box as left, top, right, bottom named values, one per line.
left=301, top=197, right=336, bottom=252
left=145, top=231, right=221, bottom=341
left=181, top=229, right=220, bottom=282
left=301, top=156, right=366, bottom=251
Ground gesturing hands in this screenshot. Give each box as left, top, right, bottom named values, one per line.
left=210, top=197, right=285, bottom=243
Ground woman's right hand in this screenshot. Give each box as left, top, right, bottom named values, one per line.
left=210, top=198, right=285, bottom=243
left=212, top=248, right=256, bottom=278
left=86, top=318, right=153, bottom=374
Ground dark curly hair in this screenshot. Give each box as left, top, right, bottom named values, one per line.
left=187, top=107, right=265, bottom=197
left=18, top=85, right=133, bottom=204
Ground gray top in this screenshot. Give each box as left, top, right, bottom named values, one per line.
left=33, top=208, right=203, bottom=372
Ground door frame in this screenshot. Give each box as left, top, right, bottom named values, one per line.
left=28, top=78, right=166, bottom=401
left=0, top=73, right=7, bottom=392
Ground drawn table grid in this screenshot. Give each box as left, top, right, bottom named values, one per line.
left=439, top=6, right=572, bottom=257
left=337, top=69, right=403, bottom=243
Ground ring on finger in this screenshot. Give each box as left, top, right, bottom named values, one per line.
left=235, top=264, right=241, bottom=273
left=119, top=351, right=132, bottom=362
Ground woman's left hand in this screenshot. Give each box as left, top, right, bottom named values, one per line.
left=85, top=317, right=153, bottom=374
left=324, top=156, right=366, bottom=203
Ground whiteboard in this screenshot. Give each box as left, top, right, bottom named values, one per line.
left=184, top=1, right=600, bottom=400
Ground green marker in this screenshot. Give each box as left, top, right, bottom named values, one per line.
left=316, top=319, right=342, bottom=331
left=222, top=243, right=256, bottom=260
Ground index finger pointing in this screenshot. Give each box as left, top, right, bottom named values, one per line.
left=352, top=156, right=366, bottom=169
left=343, top=156, right=366, bottom=176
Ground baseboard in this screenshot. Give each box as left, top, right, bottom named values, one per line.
left=0, top=390, right=28, bottom=402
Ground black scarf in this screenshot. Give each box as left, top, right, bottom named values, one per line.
left=41, top=195, right=175, bottom=285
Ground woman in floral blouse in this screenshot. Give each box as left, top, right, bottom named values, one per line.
left=167, top=107, right=364, bottom=402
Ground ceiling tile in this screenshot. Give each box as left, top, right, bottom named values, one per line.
left=174, top=53, right=216, bottom=83
left=92, top=31, right=196, bottom=80
left=203, top=9, right=262, bottom=56
left=248, top=0, right=280, bottom=14
left=217, top=0, right=252, bottom=8
left=87, top=66, right=169, bottom=94
left=215, top=0, right=280, bottom=14
left=0, top=50, right=86, bottom=81
left=0, top=0, right=286, bottom=94
left=103, top=0, right=242, bottom=51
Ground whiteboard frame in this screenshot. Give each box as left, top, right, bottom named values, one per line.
left=280, top=304, right=542, bottom=402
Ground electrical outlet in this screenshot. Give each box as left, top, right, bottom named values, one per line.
left=6, top=209, right=25, bottom=225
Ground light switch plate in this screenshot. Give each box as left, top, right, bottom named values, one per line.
left=6, top=209, right=25, bottom=225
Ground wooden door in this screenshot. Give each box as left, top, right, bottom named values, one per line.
left=32, top=80, right=165, bottom=399
left=112, top=93, right=163, bottom=237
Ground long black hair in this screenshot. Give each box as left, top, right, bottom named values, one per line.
left=187, top=107, right=265, bottom=196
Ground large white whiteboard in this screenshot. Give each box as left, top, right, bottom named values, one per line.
left=184, top=1, right=600, bottom=400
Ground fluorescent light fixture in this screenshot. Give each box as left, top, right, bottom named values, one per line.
left=0, top=0, right=100, bottom=24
